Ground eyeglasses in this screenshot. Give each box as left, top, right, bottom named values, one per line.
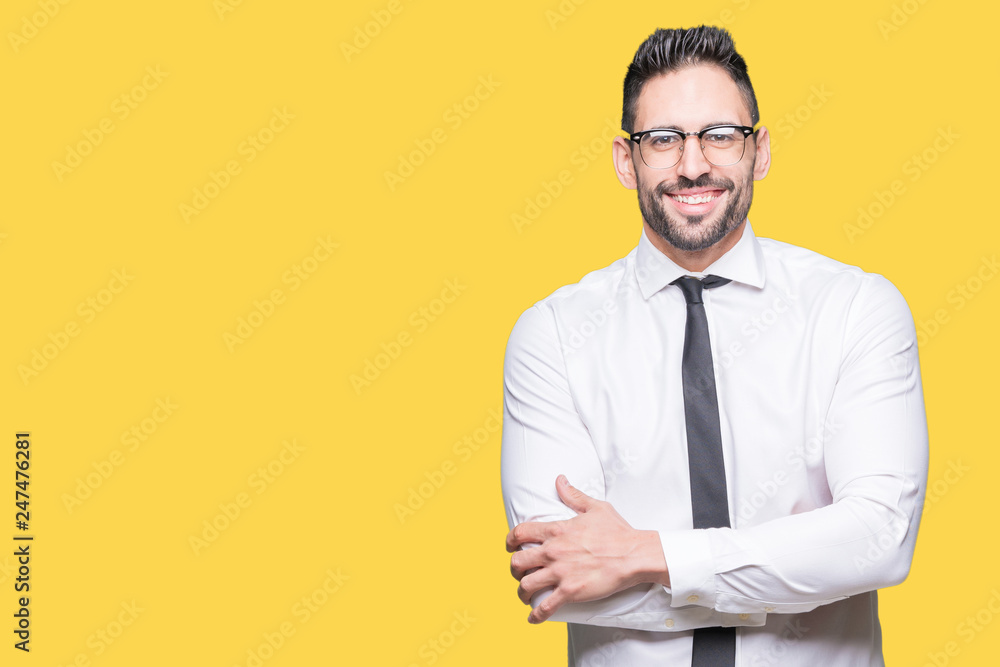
left=629, top=125, right=757, bottom=169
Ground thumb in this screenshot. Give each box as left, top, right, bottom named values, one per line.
left=555, top=474, right=595, bottom=513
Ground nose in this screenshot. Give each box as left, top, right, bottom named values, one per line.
left=676, top=135, right=711, bottom=181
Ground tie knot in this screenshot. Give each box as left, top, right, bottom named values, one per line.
left=671, top=275, right=731, bottom=305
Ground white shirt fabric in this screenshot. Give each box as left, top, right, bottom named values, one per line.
left=500, top=220, right=928, bottom=666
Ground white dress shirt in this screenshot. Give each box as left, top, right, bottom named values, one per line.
left=501, top=220, right=928, bottom=666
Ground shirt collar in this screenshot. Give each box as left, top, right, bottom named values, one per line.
left=635, top=218, right=767, bottom=300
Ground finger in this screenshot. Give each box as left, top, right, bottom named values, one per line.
left=555, top=474, right=596, bottom=514
left=510, top=547, right=547, bottom=580
left=506, top=521, right=552, bottom=552
left=518, top=568, right=558, bottom=605
left=529, top=588, right=567, bottom=624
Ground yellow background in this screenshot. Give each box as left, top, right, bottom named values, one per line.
left=2, top=0, right=996, bottom=664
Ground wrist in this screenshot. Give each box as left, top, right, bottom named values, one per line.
left=632, top=529, right=671, bottom=588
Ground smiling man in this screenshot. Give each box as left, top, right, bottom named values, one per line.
left=501, top=26, right=928, bottom=666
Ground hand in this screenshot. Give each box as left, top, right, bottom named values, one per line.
left=505, top=475, right=669, bottom=624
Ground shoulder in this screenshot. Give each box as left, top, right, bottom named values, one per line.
left=505, top=250, right=636, bottom=357
left=757, top=237, right=915, bottom=351
left=542, top=252, right=635, bottom=311
left=511, top=250, right=635, bottom=327
left=758, top=236, right=908, bottom=306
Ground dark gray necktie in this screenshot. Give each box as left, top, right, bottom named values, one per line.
left=671, top=275, right=735, bottom=667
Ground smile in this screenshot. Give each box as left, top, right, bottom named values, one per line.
left=664, top=188, right=727, bottom=212
left=669, top=193, right=719, bottom=204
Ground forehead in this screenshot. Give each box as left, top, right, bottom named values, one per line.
left=634, top=64, right=750, bottom=131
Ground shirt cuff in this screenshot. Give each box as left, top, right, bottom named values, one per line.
left=659, top=529, right=717, bottom=609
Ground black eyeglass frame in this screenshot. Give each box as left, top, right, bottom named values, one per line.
left=628, top=125, right=758, bottom=168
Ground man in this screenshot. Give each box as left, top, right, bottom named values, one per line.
left=501, top=26, right=927, bottom=666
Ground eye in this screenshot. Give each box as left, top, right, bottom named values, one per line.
left=647, top=132, right=681, bottom=147
left=703, top=128, right=738, bottom=144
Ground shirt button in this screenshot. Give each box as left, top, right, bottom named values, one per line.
left=739, top=613, right=750, bottom=620
left=764, top=606, right=774, bottom=612
left=664, top=619, right=674, bottom=628
left=686, top=595, right=699, bottom=603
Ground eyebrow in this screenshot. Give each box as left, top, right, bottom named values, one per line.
left=642, top=121, right=744, bottom=132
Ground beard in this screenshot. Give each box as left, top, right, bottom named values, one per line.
left=637, top=169, right=754, bottom=253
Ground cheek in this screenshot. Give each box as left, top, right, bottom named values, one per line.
left=636, top=174, right=661, bottom=199
left=727, top=164, right=756, bottom=194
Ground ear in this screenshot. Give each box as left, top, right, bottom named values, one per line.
left=751, top=125, right=771, bottom=181
left=612, top=135, right=639, bottom=190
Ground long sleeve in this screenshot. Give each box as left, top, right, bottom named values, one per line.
left=661, top=273, right=929, bottom=614
left=501, top=303, right=767, bottom=631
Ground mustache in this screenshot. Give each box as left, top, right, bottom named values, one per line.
left=655, top=175, right=733, bottom=195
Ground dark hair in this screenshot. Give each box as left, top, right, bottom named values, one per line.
left=621, top=26, right=759, bottom=134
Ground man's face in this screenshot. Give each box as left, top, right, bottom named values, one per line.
left=628, top=65, right=764, bottom=252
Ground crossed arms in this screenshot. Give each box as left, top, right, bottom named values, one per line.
left=501, top=277, right=929, bottom=630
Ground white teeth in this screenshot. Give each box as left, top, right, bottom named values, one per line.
left=670, top=193, right=717, bottom=204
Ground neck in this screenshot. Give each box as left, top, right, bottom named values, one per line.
left=643, top=220, right=746, bottom=272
